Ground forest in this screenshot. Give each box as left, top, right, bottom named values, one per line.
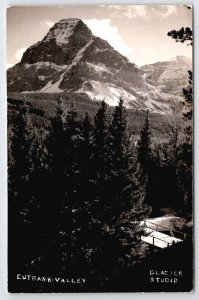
left=8, top=89, right=192, bottom=291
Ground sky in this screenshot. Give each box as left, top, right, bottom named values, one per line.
left=7, top=5, right=192, bottom=68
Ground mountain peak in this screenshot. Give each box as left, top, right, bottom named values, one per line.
left=58, top=18, right=81, bottom=24
left=175, top=55, right=192, bottom=65
left=21, top=18, right=93, bottom=65
left=8, top=18, right=188, bottom=114
left=42, top=18, right=91, bottom=46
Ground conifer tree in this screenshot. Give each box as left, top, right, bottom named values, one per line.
left=79, top=112, right=94, bottom=213
left=93, top=101, right=109, bottom=169
left=167, top=7, right=193, bottom=214
left=28, top=128, right=48, bottom=236
left=167, top=27, right=192, bottom=46
left=93, top=101, right=110, bottom=220
left=182, top=70, right=192, bottom=149
left=41, top=97, right=68, bottom=271
left=176, top=70, right=193, bottom=214
left=137, top=109, right=152, bottom=174
left=47, top=96, right=66, bottom=221
left=8, top=100, right=34, bottom=273
left=48, top=96, right=66, bottom=178
left=60, top=101, right=83, bottom=273
left=64, top=101, right=81, bottom=205
left=108, top=98, right=134, bottom=220
left=94, top=99, right=150, bottom=277
left=9, top=101, right=32, bottom=226
left=73, top=112, right=96, bottom=274
left=167, top=4, right=192, bottom=152
left=109, top=98, right=150, bottom=228
left=167, top=6, right=192, bottom=46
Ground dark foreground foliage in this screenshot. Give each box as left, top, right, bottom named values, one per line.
left=8, top=94, right=192, bottom=292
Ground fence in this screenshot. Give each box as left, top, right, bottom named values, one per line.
left=142, top=220, right=187, bottom=240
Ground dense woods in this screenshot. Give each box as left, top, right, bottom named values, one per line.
left=8, top=93, right=192, bottom=291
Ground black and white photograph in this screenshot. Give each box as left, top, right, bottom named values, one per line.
left=7, top=4, right=193, bottom=293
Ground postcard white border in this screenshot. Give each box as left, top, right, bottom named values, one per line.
left=0, top=0, right=198, bottom=299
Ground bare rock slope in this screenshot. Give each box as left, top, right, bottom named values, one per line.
left=7, top=18, right=191, bottom=113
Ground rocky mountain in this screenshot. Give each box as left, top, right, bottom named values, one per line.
left=7, top=18, right=191, bottom=114
left=141, top=56, right=192, bottom=96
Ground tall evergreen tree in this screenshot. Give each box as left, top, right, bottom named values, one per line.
left=93, top=99, right=150, bottom=279
left=60, top=101, right=83, bottom=273
left=8, top=100, right=34, bottom=274
left=46, top=96, right=66, bottom=223
left=108, top=98, right=134, bottom=220
left=48, top=96, right=66, bottom=178
left=93, top=101, right=110, bottom=220
left=176, top=70, right=193, bottom=214
left=41, top=97, right=68, bottom=272
left=21, top=127, right=50, bottom=272
left=182, top=70, right=192, bottom=147
left=109, top=98, right=150, bottom=225
left=9, top=101, right=32, bottom=226
left=78, top=112, right=94, bottom=215
left=167, top=7, right=193, bottom=215
left=64, top=101, right=81, bottom=207
left=73, top=112, right=97, bottom=274
left=137, top=109, right=152, bottom=174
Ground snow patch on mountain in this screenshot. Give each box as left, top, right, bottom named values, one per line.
left=95, top=48, right=110, bottom=53
left=76, top=79, right=145, bottom=109
left=75, top=39, right=94, bottom=59
left=40, top=78, right=63, bottom=93
left=87, top=62, right=111, bottom=74
left=24, top=62, right=68, bottom=70
left=38, top=75, right=45, bottom=81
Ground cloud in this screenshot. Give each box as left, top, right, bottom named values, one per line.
left=109, top=5, right=177, bottom=20
left=83, top=19, right=134, bottom=61
left=124, top=6, right=148, bottom=19
left=154, top=5, right=177, bottom=18
left=41, top=19, right=55, bottom=28
left=6, top=63, right=14, bottom=69
left=15, top=48, right=27, bottom=61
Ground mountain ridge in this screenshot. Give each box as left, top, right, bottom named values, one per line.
left=141, top=56, right=192, bottom=95
left=7, top=18, right=191, bottom=114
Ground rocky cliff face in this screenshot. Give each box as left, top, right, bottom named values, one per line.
left=21, top=19, right=93, bottom=65
left=7, top=18, right=190, bottom=113
left=141, top=56, right=192, bottom=96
